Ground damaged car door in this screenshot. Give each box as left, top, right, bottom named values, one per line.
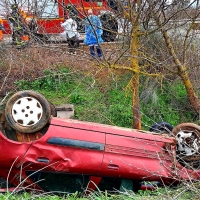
left=16, top=119, right=106, bottom=192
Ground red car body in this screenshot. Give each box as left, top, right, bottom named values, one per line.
left=0, top=116, right=200, bottom=193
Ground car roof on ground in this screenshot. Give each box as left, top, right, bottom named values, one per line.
left=50, top=118, right=175, bottom=143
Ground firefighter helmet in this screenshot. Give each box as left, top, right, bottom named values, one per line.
left=11, top=4, right=18, bottom=10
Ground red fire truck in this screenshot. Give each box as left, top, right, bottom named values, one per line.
left=1, top=0, right=118, bottom=42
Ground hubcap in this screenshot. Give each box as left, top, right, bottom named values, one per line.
left=176, top=130, right=199, bottom=156
left=11, top=97, right=43, bottom=126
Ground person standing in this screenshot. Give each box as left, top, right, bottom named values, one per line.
left=8, top=4, right=28, bottom=47
left=0, top=17, right=5, bottom=41
left=84, top=9, right=103, bottom=59
left=60, top=15, right=80, bottom=54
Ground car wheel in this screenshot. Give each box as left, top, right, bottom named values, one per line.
left=5, top=90, right=51, bottom=134
left=149, top=122, right=173, bottom=134
left=172, top=123, right=200, bottom=168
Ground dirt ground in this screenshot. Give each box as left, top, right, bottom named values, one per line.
left=0, top=41, right=130, bottom=98
left=1, top=40, right=200, bottom=101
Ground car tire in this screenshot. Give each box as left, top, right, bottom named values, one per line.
left=172, top=123, right=200, bottom=135
left=149, top=122, right=173, bottom=134
left=5, top=90, right=51, bottom=134
left=172, top=123, right=200, bottom=168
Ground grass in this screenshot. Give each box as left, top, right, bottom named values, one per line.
left=13, top=67, right=196, bottom=130
left=1, top=67, right=199, bottom=199
left=1, top=184, right=200, bottom=199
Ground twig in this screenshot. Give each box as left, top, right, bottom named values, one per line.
left=0, top=92, right=10, bottom=106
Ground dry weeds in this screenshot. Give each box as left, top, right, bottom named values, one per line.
left=0, top=42, right=130, bottom=97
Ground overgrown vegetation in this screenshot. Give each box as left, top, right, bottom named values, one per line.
left=1, top=183, right=200, bottom=199
left=14, top=67, right=196, bottom=130
left=1, top=0, right=200, bottom=198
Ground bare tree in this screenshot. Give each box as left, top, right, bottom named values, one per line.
left=1, top=0, right=200, bottom=129
left=107, top=0, right=200, bottom=128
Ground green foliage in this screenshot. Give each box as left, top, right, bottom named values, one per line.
left=106, top=89, right=132, bottom=127
left=15, top=68, right=72, bottom=92
left=2, top=186, right=199, bottom=200
left=15, top=68, right=195, bottom=130
left=140, top=80, right=195, bottom=128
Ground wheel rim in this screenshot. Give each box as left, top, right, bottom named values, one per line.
left=11, top=96, right=43, bottom=127
left=176, top=130, right=199, bottom=157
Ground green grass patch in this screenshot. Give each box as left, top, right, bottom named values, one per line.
left=14, top=67, right=196, bottom=130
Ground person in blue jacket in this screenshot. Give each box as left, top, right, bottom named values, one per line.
left=84, top=9, right=103, bottom=59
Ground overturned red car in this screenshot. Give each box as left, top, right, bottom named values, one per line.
left=0, top=90, right=200, bottom=193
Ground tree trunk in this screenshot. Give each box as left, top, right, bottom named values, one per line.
left=131, top=26, right=141, bottom=130
left=178, top=66, right=200, bottom=114
left=162, top=28, right=200, bottom=114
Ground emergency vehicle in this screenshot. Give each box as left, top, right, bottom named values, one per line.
left=0, top=0, right=119, bottom=42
